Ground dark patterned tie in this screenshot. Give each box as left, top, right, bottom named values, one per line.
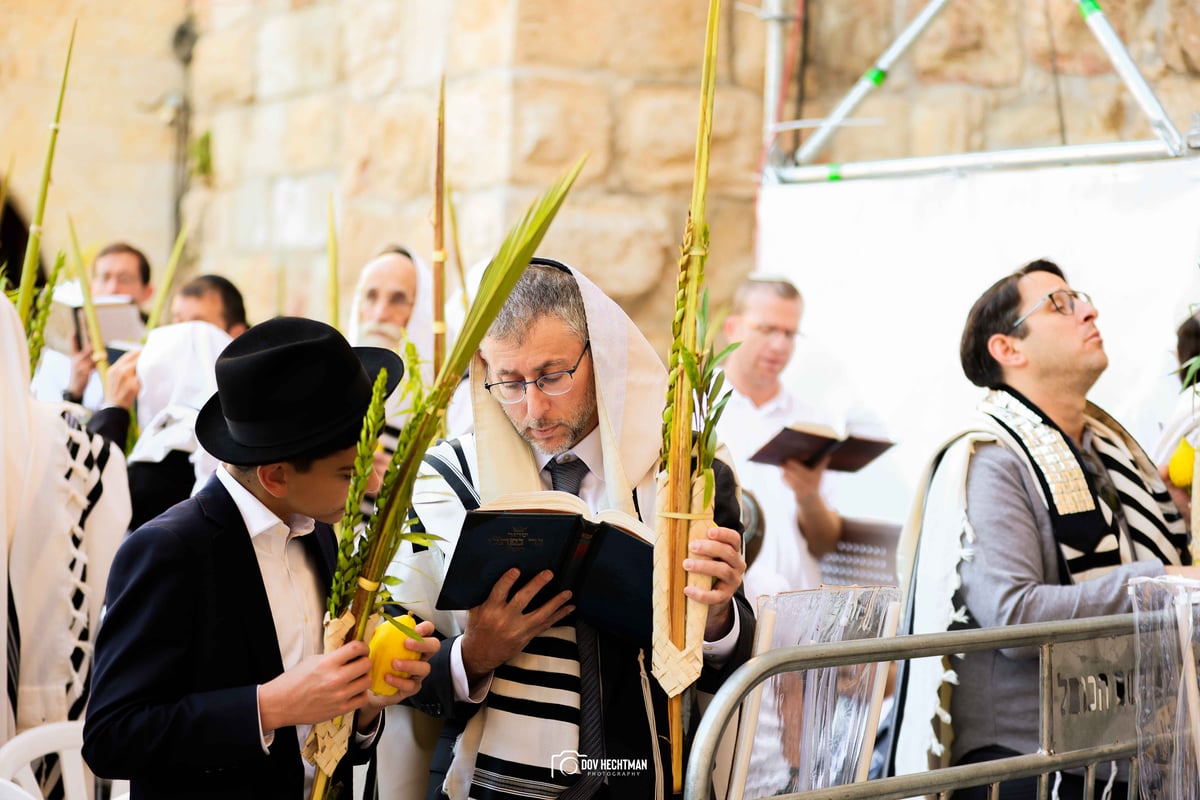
left=547, top=457, right=606, bottom=799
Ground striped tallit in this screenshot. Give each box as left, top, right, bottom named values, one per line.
left=980, top=388, right=1189, bottom=581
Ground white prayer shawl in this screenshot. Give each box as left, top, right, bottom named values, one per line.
left=129, top=321, right=231, bottom=493
left=894, top=391, right=1186, bottom=778
left=347, top=251, right=440, bottom=429
left=393, top=263, right=667, bottom=800
left=0, top=297, right=130, bottom=741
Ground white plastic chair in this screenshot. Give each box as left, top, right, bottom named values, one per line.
left=0, top=779, right=37, bottom=800
left=0, top=721, right=88, bottom=800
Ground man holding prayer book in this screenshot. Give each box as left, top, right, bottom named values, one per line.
left=716, top=276, right=844, bottom=601
left=392, top=258, right=754, bottom=799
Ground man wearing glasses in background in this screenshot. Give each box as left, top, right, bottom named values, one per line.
left=716, top=276, right=844, bottom=604
left=894, top=259, right=1197, bottom=799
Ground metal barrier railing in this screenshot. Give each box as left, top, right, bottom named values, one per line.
left=685, top=613, right=1143, bottom=800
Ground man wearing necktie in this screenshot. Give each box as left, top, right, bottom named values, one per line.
left=395, top=259, right=754, bottom=800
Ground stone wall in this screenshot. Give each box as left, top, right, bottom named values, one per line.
left=0, top=2, right=186, bottom=277
left=3, top=0, right=1197, bottom=352
left=184, top=0, right=763, bottom=352
left=796, top=0, right=1200, bottom=165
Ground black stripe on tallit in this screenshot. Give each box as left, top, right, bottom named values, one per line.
left=522, top=635, right=577, bottom=661
left=487, top=693, right=580, bottom=726
left=7, top=582, right=18, bottom=717
left=494, top=663, right=581, bottom=694
left=1066, top=549, right=1122, bottom=574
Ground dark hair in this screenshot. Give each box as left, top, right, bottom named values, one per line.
left=960, top=259, right=1065, bottom=388
left=1176, top=312, right=1200, bottom=388
left=95, top=241, right=152, bottom=286
left=179, top=274, right=249, bottom=332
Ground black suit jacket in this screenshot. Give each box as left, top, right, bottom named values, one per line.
left=410, top=458, right=756, bottom=799
left=83, top=476, right=373, bottom=799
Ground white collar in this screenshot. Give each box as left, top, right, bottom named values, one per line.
left=534, top=425, right=605, bottom=483
left=216, top=466, right=316, bottom=540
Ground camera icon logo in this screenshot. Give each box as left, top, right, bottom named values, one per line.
left=550, top=749, right=585, bottom=777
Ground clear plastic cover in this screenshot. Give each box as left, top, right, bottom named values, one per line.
left=1130, top=575, right=1200, bottom=800
left=733, top=585, right=899, bottom=798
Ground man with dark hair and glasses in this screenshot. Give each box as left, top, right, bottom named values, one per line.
left=894, top=259, right=1198, bottom=799
left=390, top=258, right=754, bottom=799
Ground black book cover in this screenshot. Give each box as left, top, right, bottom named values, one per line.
left=436, top=510, right=653, bottom=645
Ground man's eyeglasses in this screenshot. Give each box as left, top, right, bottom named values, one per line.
left=484, top=341, right=591, bottom=404
left=744, top=321, right=799, bottom=340
left=1010, top=289, right=1093, bottom=331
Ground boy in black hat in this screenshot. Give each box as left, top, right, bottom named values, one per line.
left=83, top=317, right=440, bottom=800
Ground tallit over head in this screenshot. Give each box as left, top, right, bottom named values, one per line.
left=469, top=258, right=667, bottom=516
left=347, top=248, right=436, bottom=385
left=131, top=320, right=232, bottom=467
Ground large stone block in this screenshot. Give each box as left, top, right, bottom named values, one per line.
left=193, top=19, right=255, bottom=108
left=730, top=1, right=768, bottom=92
left=913, top=0, right=1021, bottom=88
left=271, top=172, right=338, bottom=250
left=801, top=91, right=910, bottom=165
left=256, top=5, right=341, bottom=101
left=1024, top=0, right=1152, bottom=77
left=525, top=190, right=676, bottom=299
left=240, top=101, right=289, bottom=176
left=196, top=0, right=256, bottom=34
left=909, top=87, right=987, bottom=156
left=339, top=90, right=438, bottom=202
left=1125, top=75, right=1200, bottom=139
left=448, top=0, right=515, bottom=75
left=510, top=76, right=611, bottom=189
left=514, top=0, right=709, bottom=78
left=804, top=0, right=894, bottom=88
left=445, top=72, right=513, bottom=189
left=229, top=177, right=272, bottom=250
left=342, top=0, right=452, bottom=100
left=1164, top=0, right=1200, bottom=76
left=282, top=92, right=341, bottom=173
left=617, top=83, right=760, bottom=194
left=206, top=106, right=249, bottom=186
left=984, top=96, right=1076, bottom=149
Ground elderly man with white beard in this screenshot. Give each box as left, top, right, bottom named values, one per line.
left=348, top=246, right=460, bottom=799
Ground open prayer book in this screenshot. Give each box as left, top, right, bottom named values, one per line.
left=43, top=287, right=145, bottom=356
left=748, top=421, right=893, bottom=473
left=436, top=491, right=653, bottom=645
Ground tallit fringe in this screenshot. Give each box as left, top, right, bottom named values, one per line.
left=637, top=650, right=664, bottom=800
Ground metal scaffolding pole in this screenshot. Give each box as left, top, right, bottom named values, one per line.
left=793, top=0, right=953, bottom=165
left=769, top=139, right=1177, bottom=184
left=1079, top=0, right=1185, bottom=156
left=762, top=0, right=789, bottom=148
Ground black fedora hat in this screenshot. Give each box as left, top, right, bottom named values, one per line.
left=195, top=317, right=404, bottom=465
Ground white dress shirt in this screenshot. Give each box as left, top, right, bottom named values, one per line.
left=215, top=466, right=326, bottom=796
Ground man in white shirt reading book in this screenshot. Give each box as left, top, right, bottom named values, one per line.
left=393, top=258, right=755, bottom=799
left=33, top=241, right=154, bottom=410
left=717, top=276, right=843, bottom=601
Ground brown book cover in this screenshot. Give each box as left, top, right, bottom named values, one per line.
left=748, top=423, right=894, bottom=472
left=435, top=492, right=653, bottom=645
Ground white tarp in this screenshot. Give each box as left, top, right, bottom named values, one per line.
left=758, top=157, right=1200, bottom=522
